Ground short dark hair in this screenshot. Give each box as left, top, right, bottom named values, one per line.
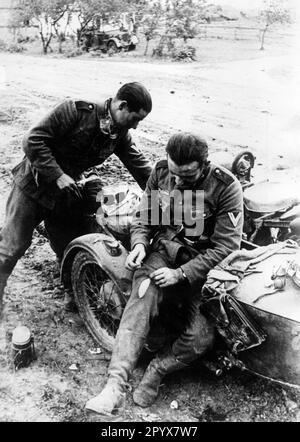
left=166, top=133, right=209, bottom=166
left=116, top=82, right=152, bottom=113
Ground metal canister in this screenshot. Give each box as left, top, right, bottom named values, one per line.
left=11, top=326, right=36, bottom=370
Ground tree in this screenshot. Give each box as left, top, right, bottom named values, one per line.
left=167, top=0, right=203, bottom=42
left=140, top=1, right=163, bottom=56
left=53, top=6, right=73, bottom=53
left=153, top=0, right=208, bottom=59
left=259, top=0, right=291, bottom=50
left=12, top=0, right=74, bottom=54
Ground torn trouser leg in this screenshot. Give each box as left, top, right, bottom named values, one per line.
left=85, top=250, right=170, bottom=414
left=108, top=250, right=174, bottom=382
left=86, top=242, right=215, bottom=413
left=132, top=241, right=215, bottom=408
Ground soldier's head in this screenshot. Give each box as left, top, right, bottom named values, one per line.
left=111, top=82, right=152, bottom=130
left=166, top=133, right=209, bottom=188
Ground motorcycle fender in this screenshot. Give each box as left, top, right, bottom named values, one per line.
left=61, top=233, right=133, bottom=295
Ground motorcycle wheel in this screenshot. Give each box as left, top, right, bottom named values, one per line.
left=71, top=250, right=122, bottom=352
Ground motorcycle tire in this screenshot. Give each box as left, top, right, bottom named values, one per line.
left=71, top=250, right=121, bottom=352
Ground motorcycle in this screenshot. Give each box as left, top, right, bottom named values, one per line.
left=60, top=152, right=300, bottom=389
left=210, top=150, right=300, bottom=246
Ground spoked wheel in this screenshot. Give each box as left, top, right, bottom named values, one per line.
left=71, top=250, right=125, bottom=351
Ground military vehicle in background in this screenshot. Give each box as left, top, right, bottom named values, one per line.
left=80, top=12, right=138, bottom=53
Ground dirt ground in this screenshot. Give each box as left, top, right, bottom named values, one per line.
left=0, top=33, right=300, bottom=423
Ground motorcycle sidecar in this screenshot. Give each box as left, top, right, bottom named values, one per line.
left=234, top=248, right=300, bottom=388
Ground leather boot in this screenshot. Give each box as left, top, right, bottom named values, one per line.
left=133, top=348, right=189, bottom=408
left=85, top=329, right=146, bottom=415
left=85, top=379, right=125, bottom=415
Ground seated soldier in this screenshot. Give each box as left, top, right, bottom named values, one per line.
left=86, top=132, right=243, bottom=415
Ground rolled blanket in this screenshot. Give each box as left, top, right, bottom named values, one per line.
left=203, top=240, right=299, bottom=300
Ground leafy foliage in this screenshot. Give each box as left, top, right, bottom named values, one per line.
left=259, top=0, right=291, bottom=50
left=152, top=0, right=208, bottom=60
left=165, top=0, right=207, bottom=42
left=12, top=0, right=74, bottom=53
left=75, top=0, right=116, bottom=43
left=171, top=44, right=196, bottom=61
left=260, top=0, right=291, bottom=26
left=10, top=0, right=211, bottom=59
left=139, top=1, right=163, bottom=55
left=12, top=0, right=139, bottom=53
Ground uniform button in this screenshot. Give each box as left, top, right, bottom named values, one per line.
left=203, top=213, right=206, bottom=218
left=215, top=169, right=220, bottom=174
left=89, top=104, right=93, bottom=109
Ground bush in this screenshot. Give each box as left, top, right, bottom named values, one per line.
left=0, top=39, right=7, bottom=51
left=65, top=48, right=83, bottom=58
left=152, top=35, right=175, bottom=58
left=7, top=43, right=26, bottom=53
left=152, top=36, right=196, bottom=62
left=90, top=49, right=107, bottom=58
left=172, top=45, right=196, bottom=61
left=0, top=40, right=26, bottom=53
left=17, top=35, right=30, bottom=44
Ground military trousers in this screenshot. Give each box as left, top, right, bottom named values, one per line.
left=108, top=241, right=215, bottom=384
left=0, top=182, right=85, bottom=278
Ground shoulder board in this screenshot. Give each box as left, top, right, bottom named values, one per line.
left=155, top=159, right=168, bottom=169
left=75, top=101, right=95, bottom=112
left=212, top=165, right=235, bottom=185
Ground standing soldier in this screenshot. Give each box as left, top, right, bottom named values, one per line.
left=0, top=82, right=152, bottom=316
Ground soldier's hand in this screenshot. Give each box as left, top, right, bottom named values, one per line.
left=126, top=244, right=146, bottom=270
left=56, top=173, right=82, bottom=198
left=150, top=267, right=182, bottom=288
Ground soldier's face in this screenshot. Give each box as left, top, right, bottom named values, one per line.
left=168, top=157, right=203, bottom=188
left=113, top=102, right=148, bottom=130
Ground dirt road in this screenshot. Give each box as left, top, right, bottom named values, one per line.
left=2, top=50, right=300, bottom=155
left=0, top=48, right=300, bottom=422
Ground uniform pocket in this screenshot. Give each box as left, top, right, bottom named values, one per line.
left=13, top=167, right=35, bottom=190
left=184, top=206, right=214, bottom=239
left=201, top=208, right=215, bottom=239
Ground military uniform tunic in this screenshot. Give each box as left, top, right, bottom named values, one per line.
left=131, top=159, right=244, bottom=289
left=0, top=99, right=152, bottom=270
